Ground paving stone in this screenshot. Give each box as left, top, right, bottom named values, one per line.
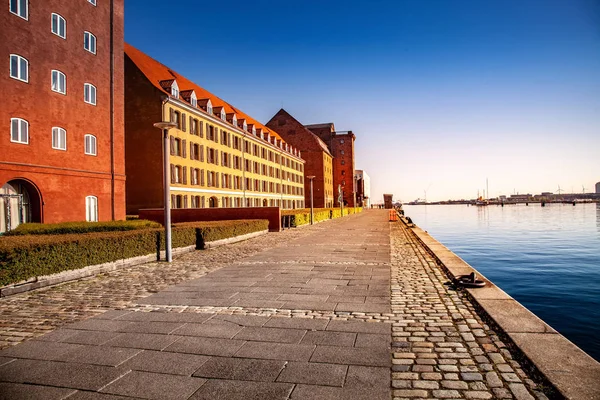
left=441, top=380, right=469, bottom=389
left=102, top=370, right=206, bottom=400
left=300, top=330, right=356, bottom=347
left=59, top=392, right=133, bottom=399
left=326, top=320, right=391, bottom=334
left=103, top=333, right=181, bottom=350
left=60, top=330, right=121, bottom=346
left=171, top=321, right=243, bottom=339
left=193, top=357, right=285, bottom=382
left=311, top=345, right=390, bottom=366
left=190, top=379, right=294, bottom=400
left=413, top=380, right=440, bottom=389
left=432, top=389, right=462, bottom=398
left=57, top=345, right=141, bottom=366
left=509, top=383, right=536, bottom=400
left=0, top=359, right=125, bottom=391
left=165, top=336, right=245, bottom=357
left=0, top=382, right=76, bottom=400
left=354, top=333, right=391, bottom=349
left=234, top=326, right=307, bottom=343
left=276, top=361, right=347, bottom=386
left=119, top=350, right=210, bottom=375
left=0, top=340, right=83, bottom=362
left=264, top=317, right=328, bottom=331
left=235, top=341, right=315, bottom=361
left=211, top=314, right=271, bottom=327
left=117, top=311, right=214, bottom=324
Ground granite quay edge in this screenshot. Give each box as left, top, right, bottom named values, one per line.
left=404, top=219, right=600, bottom=400
left=0, top=230, right=269, bottom=298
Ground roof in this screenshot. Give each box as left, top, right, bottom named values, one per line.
left=304, top=123, right=335, bottom=130
left=124, top=43, right=285, bottom=144
left=266, top=109, right=332, bottom=157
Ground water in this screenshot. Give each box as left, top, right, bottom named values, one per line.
left=403, top=203, right=600, bottom=362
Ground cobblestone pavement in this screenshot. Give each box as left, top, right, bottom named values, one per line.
left=0, top=210, right=548, bottom=399
left=391, top=221, right=546, bottom=400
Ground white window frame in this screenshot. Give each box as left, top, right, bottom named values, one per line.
left=52, top=127, right=67, bottom=150
left=10, top=54, right=28, bottom=82
left=220, top=109, right=226, bottom=121
left=190, top=91, right=197, bottom=107
left=84, top=83, right=97, bottom=105
left=171, top=81, right=179, bottom=98
left=88, top=0, right=97, bottom=6
left=9, top=0, right=27, bottom=20
left=84, top=31, right=96, bottom=54
left=10, top=118, right=29, bottom=144
left=51, top=13, right=66, bottom=39
left=51, top=70, right=66, bottom=94
left=84, top=134, right=97, bottom=155
left=85, top=196, right=98, bottom=222
left=232, top=115, right=237, bottom=126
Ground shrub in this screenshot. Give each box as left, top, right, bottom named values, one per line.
left=5, top=219, right=161, bottom=236
left=281, top=207, right=362, bottom=227
left=0, top=219, right=269, bottom=287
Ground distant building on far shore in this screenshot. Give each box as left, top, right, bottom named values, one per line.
left=355, top=170, right=370, bottom=207
left=596, top=182, right=600, bottom=194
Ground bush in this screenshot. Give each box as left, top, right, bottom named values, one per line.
left=0, top=219, right=269, bottom=286
left=5, top=219, right=161, bottom=236
left=281, top=207, right=362, bottom=227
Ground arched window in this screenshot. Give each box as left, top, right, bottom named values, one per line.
left=84, top=83, right=96, bottom=105
left=9, top=54, right=28, bottom=82
left=51, top=13, right=66, bottom=39
left=52, top=127, right=66, bottom=150
left=84, top=31, right=96, bottom=54
left=10, top=118, right=29, bottom=144
left=86, top=196, right=98, bottom=222
left=209, top=196, right=218, bottom=208
left=51, top=70, right=66, bottom=94
left=84, top=134, right=97, bottom=155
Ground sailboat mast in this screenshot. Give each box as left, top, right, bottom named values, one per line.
left=486, top=178, right=489, bottom=200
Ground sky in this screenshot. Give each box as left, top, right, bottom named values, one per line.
left=125, top=0, right=600, bottom=203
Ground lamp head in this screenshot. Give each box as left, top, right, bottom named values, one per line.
left=154, top=121, right=178, bottom=130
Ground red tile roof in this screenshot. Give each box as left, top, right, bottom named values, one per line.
left=125, top=43, right=285, bottom=143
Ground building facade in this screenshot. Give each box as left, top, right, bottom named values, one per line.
left=355, top=169, right=371, bottom=207
left=1, top=0, right=125, bottom=232
left=305, top=123, right=357, bottom=207
left=266, top=109, right=334, bottom=208
left=125, top=45, right=305, bottom=214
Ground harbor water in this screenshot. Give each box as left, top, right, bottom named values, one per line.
left=403, top=203, right=600, bottom=362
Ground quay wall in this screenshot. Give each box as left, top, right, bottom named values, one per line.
left=402, top=218, right=600, bottom=400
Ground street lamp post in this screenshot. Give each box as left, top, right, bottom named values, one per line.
left=154, top=121, right=178, bottom=262
left=307, top=176, right=315, bottom=224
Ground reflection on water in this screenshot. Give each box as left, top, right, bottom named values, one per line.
left=404, top=203, right=600, bottom=362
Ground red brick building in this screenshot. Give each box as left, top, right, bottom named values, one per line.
left=0, top=0, right=125, bottom=232
left=305, top=123, right=357, bottom=207
left=266, top=109, right=334, bottom=208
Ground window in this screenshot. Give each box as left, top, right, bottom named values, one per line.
left=341, top=150, right=345, bottom=155
left=207, top=104, right=212, bottom=115
left=190, top=95, right=197, bottom=107
left=84, top=134, right=97, bottom=155
left=84, top=31, right=96, bottom=54
left=9, top=54, right=28, bottom=82
left=51, top=70, right=66, bottom=94
left=340, top=139, right=344, bottom=144
left=220, top=109, right=226, bottom=121
left=86, top=196, right=98, bottom=221
left=171, top=81, right=179, bottom=98
left=9, top=0, right=27, bottom=19
left=84, top=83, right=96, bottom=105
left=51, top=13, right=66, bottom=38
left=341, top=160, right=345, bottom=165
left=52, top=127, right=66, bottom=150
left=10, top=118, right=28, bottom=144
left=88, top=0, right=97, bottom=5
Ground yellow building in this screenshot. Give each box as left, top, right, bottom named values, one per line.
left=124, top=44, right=305, bottom=213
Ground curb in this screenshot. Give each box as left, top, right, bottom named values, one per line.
left=0, top=229, right=269, bottom=298
left=403, top=219, right=600, bottom=400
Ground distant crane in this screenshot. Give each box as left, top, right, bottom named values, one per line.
left=556, top=185, right=563, bottom=195
left=423, top=182, right=432, bottom=203
left=582, top=185, right=586, bottom=194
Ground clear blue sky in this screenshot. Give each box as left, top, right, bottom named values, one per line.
left=125, top=0, right=600, bottom=202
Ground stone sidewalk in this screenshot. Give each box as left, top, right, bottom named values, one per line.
left=0, top=210, right=546, bottom=399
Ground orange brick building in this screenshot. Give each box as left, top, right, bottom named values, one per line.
left=266, top=109, right=334, bottom=208
left=0, top=0, right=125, bottom=232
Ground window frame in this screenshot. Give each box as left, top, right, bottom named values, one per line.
left=10, top=118, right=29, bottom=144
left=84, top=134, right=97, bottom=156
left=51, top=13, right=66, bottom=39
left=9, top=0, right=28, bottom=20
left=51, top=70, right=67, bottom=95
left=52, top=127, right=67, bottom=150
left=85, top=196, right=98, bottom=222
left=84, top=83, right=97, bottom=105
left=88, top=0, right=97, bottom=5
left=9, top=54, right=28, bottom=83
left=83, top=31, right=97, bottom=54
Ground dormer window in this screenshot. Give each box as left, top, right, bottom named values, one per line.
left=252, top=127, right=256, bottom=136
left=190, top=91, right=197, bottom=107
left=243, top=121, right=247, bottom=131
left=207, top=104, right=213, bottom=115
left=232, top=115, right=237, bottom=127
left=171, top=81, right=179, bottom=98
left=220, top=109, right=226, bottom=121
